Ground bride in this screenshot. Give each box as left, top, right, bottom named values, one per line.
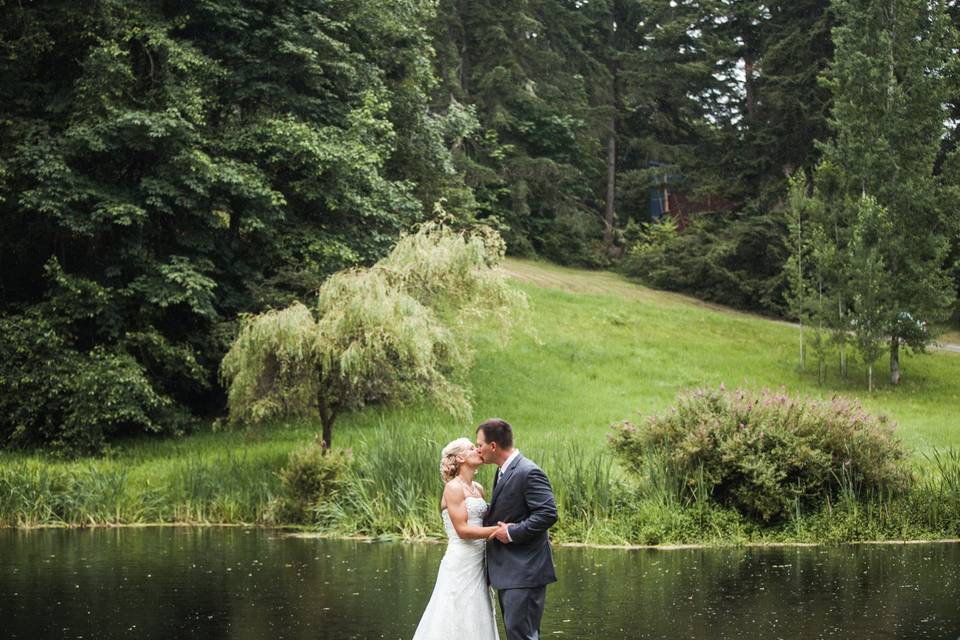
left=412, top=438, right=501, bottom=640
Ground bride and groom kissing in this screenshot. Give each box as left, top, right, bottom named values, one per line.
left=412, top=418, right=558, bottom=640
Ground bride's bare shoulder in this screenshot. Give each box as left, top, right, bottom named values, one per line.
left=443, top=479, right=464, bottom=498
left=441, top=479, right=459, bottom=511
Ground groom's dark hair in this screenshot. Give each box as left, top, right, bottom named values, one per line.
left=477, top=418, right=513, bottom=449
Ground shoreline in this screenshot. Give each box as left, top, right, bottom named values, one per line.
left=3, top=522, right=959, bottom=549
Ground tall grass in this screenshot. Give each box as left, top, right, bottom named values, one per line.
left=0, top=462, right=151, bottom=526
left=165, top=450, right=276, bottom=522
left=766, top=450, right=960, bottom=543
left=294, top=422, right=624, bottom=541
left=325, top=424, right=632, bottom=543
left=2, top=433, right=959, bottom=544
left=0, top=451, right=279, bottom=527
left=340, top=421, right=447, bottom=539
left=540, top=445, right=618, bottom=520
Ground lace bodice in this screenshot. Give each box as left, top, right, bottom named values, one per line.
left=441, top=496, right=488, bottom=544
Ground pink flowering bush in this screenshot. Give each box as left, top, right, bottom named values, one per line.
left=610, top=386, right=910, bottom=523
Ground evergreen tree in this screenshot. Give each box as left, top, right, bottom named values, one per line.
left=848, top=195, right=891, bottom=391
left=815, top=0, right=956, bottom=384
left=751, top=0, right=834, bottom=198
left=615, top=0, right=734, bottom=215
left=431, top=0, right=603, bottom=263
left=784, top=172, right=816, bottom=369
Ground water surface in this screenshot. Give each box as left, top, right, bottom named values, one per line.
left=1, top=528, right=958, bottom=639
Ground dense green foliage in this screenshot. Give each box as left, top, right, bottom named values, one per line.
left=0, top=0, right=466, bottom=452
left=610, top=387, right=910, bottom=522
left=0, top=313, right=182, bottom=454
left=619, top=210, right=789, bottom=315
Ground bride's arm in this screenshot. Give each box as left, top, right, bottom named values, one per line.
left=444, top=483, right=498, bottom=540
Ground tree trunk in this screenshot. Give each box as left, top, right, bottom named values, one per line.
left=744, top=55, right=758, bottom=124
left=458, top=0, right=469, bottom=96
left=834, top=218, right=847, bottom=378
left=817, top=282, right=825, bottom=385
left=868, top=364, right=873, bottom=393
left=889, top=336, right=901, bottom=385
left=321, top=419, right=333, bottom=450
left=317, top=394, right=336, bottom=449
left=799, top=323, right=805, bottom=370
left=837, top=296, right=847, bottom=377
left=604, top=5, right=622, bottom=249
left=797, top=211, right=804, bottom=370
left=604, top=127, right=616, bottom=246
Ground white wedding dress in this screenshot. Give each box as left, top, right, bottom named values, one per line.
left=411, top=495, right=500, bottom=640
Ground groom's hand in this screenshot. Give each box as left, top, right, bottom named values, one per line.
left=489, top=521, right=513, bottom=543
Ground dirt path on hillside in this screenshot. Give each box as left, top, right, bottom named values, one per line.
left=501, top=258, right=960, bottom=354
left=500, top=258, right=757, bottom=316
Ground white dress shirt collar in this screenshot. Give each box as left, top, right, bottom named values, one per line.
left=499, top=449, right=521, bottom=476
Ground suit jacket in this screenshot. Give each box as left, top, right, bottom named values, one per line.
left=483, top=453, right=558, bottom=589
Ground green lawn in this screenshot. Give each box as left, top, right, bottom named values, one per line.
left=2, top=257, right=958, bottom=536
left=463, top=258, right=960, bottom=456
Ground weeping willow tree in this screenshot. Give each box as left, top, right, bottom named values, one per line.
left=220, top=222, right=526, bottom=448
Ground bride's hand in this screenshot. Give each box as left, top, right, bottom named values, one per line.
left=488, top=521, right=513, bottom=543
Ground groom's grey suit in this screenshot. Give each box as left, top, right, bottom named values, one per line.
left=484, top=453, right=558, bottom=640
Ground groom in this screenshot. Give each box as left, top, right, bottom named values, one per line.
left=476, top=418, right=558, bottom=640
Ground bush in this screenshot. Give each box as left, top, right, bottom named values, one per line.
left=610, top=386, right=911, bottom=522
left=618, top=209, right=788, bottom=316
left=266, top=440, right=353, bottom=524
left=0, top=314, right=184, bottom=456
left=538, top=210, right=610, bottom=269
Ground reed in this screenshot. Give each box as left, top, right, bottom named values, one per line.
left=339, top=420, right=447, bottom=538
left=538, top=446, right=618, bottom=520
left=0, top=450, right=281, bottom=527
left=163, top=450, right=276, bottom=523
left=0, top=462, right=68, bottom=526
left=3, top=437, right=960, bottom=544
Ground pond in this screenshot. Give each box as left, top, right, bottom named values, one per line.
left=1, top=528, right=958, bottom=639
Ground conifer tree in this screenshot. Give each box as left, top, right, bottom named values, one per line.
left=815, top=0, right=956, bottom=384
left=848, top=196, right=891, bottom=391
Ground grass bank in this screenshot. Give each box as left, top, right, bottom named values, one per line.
left=2, top=259, right=959, bottom=543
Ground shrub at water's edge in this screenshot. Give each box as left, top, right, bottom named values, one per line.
left=265, top=440, right=353, bottom=525
left=610, top=386, right=911, bottom=523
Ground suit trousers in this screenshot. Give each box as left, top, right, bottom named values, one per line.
left=497, top=586, right=546, bottom=640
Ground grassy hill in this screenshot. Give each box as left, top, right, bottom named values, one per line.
left=2, top=258, right=958, bottom=542
left=481, top=258, right=960, bottom=455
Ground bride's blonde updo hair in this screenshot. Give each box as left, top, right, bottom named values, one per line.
left=440, top=437, right=474, bottom=483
